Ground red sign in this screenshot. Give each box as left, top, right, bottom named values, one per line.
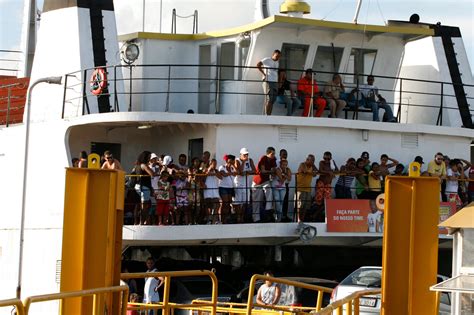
left=326, top=199, right=374, bottom=232
left=326, top=199, right=456, bottom=233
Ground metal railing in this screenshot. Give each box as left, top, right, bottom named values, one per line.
left=0, top=81, right=28, bottom=126
left=121, top=272, right=336, bottom=315
left=121, top=269, right=218, bottom=315
left=61, top=64, right=474, bottom=125
left=123, top=170, right=471, bottom=226
left=23, top=285, right=129, bottom=314
left=0, top=285, right=128, bottom=315
left=245, top=274, right=334, bottom=314
left=0, top=298, right=25, bottom=315
left=316, top=288, right=381, bottom=315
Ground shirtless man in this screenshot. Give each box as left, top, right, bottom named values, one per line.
left=379, top=154, right=399, bottom=177
left=101, top=150, right=123, bottom=170
left=317, top=151, right=338, bottom=203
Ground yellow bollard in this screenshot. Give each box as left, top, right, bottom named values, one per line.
left=88, top=153, right=101, bottom=169
left=60, top=168, right=124, bottom=314
left=408, top=161, right=421, bottom=177
left=381, top=175, right=439, bottom=315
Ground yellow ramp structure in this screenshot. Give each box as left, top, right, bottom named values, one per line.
left=381, top=176, right=439, bottom=315
left=60, top=168, right=124, bottom=314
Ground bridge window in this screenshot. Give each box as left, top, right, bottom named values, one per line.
left=237, top=36, right=251, bottom=80
left=312, top=46, right=344, bottom=84
left=280, top=43, right=310, bottom=81
left=344, top=48, right=377, bottom=84
left=220, top=42, right=236, bottom=80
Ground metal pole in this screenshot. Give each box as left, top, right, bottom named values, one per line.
left=61, top=74, right=69, bottom=119
left=352, top=0, right=363, bottom=24
left=166, top=65, right=171, bottom=112
left=142, top=0, right=145, bottom=32
left=397, top=78, right=402, bottom=122
left=128, top=65, right=133, bottom=112
left=159, top=0, right=163, bottom=33
left=6, top=87, right=11, bottom=127
left=309, top=72, right=314, bottom=117
left=17, top=76, right=62, bottom=299
left=82, top=69, right=90, bottom=115
left=440, top=83, right=444, bottom=126
left=114, top=65, right=118, bottom=112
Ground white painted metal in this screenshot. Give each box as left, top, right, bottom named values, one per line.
left=2, top=0, right=474, bottom=312
left=18, top=0, right=36, bottom=78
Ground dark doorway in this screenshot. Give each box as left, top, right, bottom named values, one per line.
left=188, top=138, right=203, bottom=161
left=471, top=141, right=474, bottom=164
left=91, top=142, right=122, bottom=161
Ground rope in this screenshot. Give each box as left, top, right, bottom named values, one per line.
left=175, top=13, right=196, bottom=19
left=321, top=0, right=343, bottom=21
left=375, top=0, right=387, bottom=25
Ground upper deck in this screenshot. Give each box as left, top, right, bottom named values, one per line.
left=52, top=15, right=472, bottom=128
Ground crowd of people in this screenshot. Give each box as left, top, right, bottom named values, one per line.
left=257, top=49, right=397, bottom=122
left=113, top=148, right=473, bottom=226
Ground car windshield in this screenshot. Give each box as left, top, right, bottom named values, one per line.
left=340, top=268, right=382, bottom=288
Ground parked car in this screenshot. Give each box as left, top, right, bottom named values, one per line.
left=330, top=266, right=450, bottom=315
left=237, top=277, right=339, bottom=310
left=163, top=276, right=238, bottom=315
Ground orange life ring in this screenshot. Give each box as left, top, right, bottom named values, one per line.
left=90, top=68, right=107, bottom=95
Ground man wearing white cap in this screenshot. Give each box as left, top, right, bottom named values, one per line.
left=234, top=148, right=256, bottom=223
left=149, top=153, right=160, bottom=190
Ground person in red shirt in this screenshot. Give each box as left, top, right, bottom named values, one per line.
left=252, top=147, right=277, bottom=222
left=297, top=69, right=326, bottom=117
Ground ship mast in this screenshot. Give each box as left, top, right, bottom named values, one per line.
left=352, top=0, right=363, bottom=24
left=19, top=0, right=37, bottom=77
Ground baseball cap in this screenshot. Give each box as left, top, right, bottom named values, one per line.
left=240, top=147, right=249, bottom=155
left=150, top=153, right=158, bottom=160
left=163, top=155, right=173, bottom=166
left=414, top=156, right=424, bottom=164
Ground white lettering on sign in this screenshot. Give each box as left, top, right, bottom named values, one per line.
left=336, top=209, right=361, bottom=215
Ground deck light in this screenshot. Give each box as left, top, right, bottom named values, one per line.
left=122, top=43, right=140, bottom=65
left=137, top=124, right=153, bottom=129
left=17, top=76, right=62, bottom=299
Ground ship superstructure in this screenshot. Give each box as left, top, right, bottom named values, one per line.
left=0, top=1, right=473, bottom=313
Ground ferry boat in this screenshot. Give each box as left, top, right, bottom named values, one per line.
left=0, top=0, right=473, bottom=312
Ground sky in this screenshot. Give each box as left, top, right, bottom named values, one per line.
left=0, top=0, right=473, bottom=76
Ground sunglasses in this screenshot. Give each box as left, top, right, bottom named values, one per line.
left=106, top=156, right=113, bottom=160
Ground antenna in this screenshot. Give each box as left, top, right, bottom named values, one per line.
left=353, top=0, right=363, bottom=24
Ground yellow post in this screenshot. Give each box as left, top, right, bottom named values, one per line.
left=88, top=153, right=101, bottom=169
left=60, top=168, right=124, bottom=314
left=408, top=161, right=421, bottom=177
left=381, top=176, right=439, bottom=315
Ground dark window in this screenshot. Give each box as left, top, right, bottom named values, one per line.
left=312, top=46, right=344, bottom=84
left=90, top=142, right=121, bottom=161
left=280, top=43, right=310, bottom=81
